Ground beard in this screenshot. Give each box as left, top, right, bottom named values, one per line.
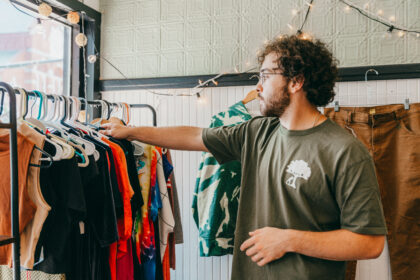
left=259, top=84, right=291, bottom=117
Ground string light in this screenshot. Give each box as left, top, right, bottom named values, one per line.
left=398, top=31, right=405, bottom=37
left=338, top=0, right=420, bottom=38
left=344, top=5, right=351, bottom=12
left=292, top=9, right=298, bottom=16
left=88, top=54, right=97, bottom=63
left=305, top=1, right=313, bottom=8
left=75, top=33, right=88, bottom=47
left=67, top=11, right=80, bottom=24
left=38, top=2, right=52, bottom=17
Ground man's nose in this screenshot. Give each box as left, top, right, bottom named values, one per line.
left=256, top=82, right=263, bottom=95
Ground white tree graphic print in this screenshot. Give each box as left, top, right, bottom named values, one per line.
left=285, top=160, right=311, bottom=189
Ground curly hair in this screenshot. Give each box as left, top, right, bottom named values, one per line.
left=257, top=35, right=338, bottom=107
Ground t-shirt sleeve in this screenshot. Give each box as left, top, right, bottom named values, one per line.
left=202, top=120, right=249, bottom=164
left=335, top=157, right=387, bottom=235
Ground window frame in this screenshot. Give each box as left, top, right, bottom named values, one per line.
left=8, top=0, right=101, bottom=101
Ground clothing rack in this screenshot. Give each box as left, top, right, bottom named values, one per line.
left=0, top=82, right=21, bottom=280
left=11, top=89, right=158, bottom=127
left=87, top=100, right=157, bottom=127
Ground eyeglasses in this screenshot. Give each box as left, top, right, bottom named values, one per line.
left=259, top=68, right=284, bottom=84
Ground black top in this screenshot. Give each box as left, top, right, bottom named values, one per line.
left=34, top=145, right=86, bottom=274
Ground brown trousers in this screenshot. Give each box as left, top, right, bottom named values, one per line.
left=324, top=103, right=420, bottom=280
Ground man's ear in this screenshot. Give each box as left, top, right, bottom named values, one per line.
left=289, top=75, right=305, bottom=93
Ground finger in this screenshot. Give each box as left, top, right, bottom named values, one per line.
left=102, top=129, right=111, bottom=136
left=245, top=245, right=259, bottom=257
left=240, top=237, right=255, bottom=251
left=250, top=228, right=262, bottom=236
left=257, top=257, right=271, bottom=267
left=101, top=123, right=112, bottom=128
left=251, top=253, right=264, bottom=263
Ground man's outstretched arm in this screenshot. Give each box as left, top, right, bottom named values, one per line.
left=240, top=227, right=385, bottom=266
left=101, top=122, right=209, bottom=152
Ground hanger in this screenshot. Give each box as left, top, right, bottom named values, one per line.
left=0, top=88, right=4, bottom=116
left=334, top=68, right=380, bottom=112
left=91, top=100, right=110, bottom=125
left=17, top=88, right=28, bottom=121
left=26, top=91, right=65, bottom=161
left=242, top=89, right=258, bottom=104
left=29, top=145, right=54, bottom=168
left=123, top=103, right=130, bottom=124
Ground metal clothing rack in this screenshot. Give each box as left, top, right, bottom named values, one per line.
left=12, top=89, right=158, bottom=127
left=0, top=82, right=21, bottom=280
left=87, top=100, right=157, bottom=127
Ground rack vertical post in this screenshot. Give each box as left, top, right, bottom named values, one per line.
left=0, top=82, right=20, bottom=280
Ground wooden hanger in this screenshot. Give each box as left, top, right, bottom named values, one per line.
left=242, top=89, right=258, bottom=104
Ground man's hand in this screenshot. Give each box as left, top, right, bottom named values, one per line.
left=101, top=122, right=133, bottom=140
left=240, top=227, right=385, bottom=267
left=240, top=227, right=292, bottom=266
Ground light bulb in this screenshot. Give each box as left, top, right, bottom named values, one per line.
left=67, top=11, right=80, bottom=24
left=75, top=33, right=88, bottom=47
left=287, top=24, right=294, bottom=30
left=344, top=5, right=351, bottom=12
left=398, top=31, right=405, bottom=37
left=377, top=9, right=383, bottom=16
left=38, top=3, right=52, bottom=17
left=305, top=1, right=313, bottom=8
left=291, top=9, right=298, bottom=16
left=88, top=54, right=97, bottom=63
left=389, top=15, right=396, bottom=22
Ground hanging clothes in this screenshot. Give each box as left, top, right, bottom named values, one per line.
left=155, top=148, right=175, bottom=260
left=102, top=138, right=134, bottom=280
left=18, top=123, right=51, bottom=269
left=0, top=91, right=180, bottom=280
left=324, top=103, right=420, bottom=280
left=0, top=127, right=36, bottom=266
left=164, top=151, right=183, bottom=270
left=193, top=101, right=252, bottom=256
left=33, top=150, right=86, bottom=274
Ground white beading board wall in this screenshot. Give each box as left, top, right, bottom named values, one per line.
left=99, top=0, right=420, bottom=79
left=101, top=78, right=420, bottom=280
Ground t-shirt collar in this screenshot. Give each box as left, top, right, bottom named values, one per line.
left=279, top=117, right=332, bottom=136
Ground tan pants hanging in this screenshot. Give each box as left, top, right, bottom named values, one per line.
left=325, top=103, right=420, bottom=280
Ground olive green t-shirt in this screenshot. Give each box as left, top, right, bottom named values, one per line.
left=202, top=116, right=387, bottom=280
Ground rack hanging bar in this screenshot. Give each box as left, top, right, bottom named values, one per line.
left=129, top=104, right=157, bottom=127
left=86, top=100, right=157, bottom=127
left=0, top=82, right=21, bottom=280
left=13, top=89, right=158, bottom=127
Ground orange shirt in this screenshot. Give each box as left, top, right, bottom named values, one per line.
left=102, top=138, right=134, bottom=280
left=0, top=130, right=36, bottom=265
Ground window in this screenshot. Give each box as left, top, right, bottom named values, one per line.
left=0, top=0, right=71, bottom=96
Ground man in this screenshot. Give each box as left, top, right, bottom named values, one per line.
left=102, top=35, right=387, bottom=280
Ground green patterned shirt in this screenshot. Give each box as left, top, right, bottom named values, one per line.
left=192, top=101, right=252, bottom=256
